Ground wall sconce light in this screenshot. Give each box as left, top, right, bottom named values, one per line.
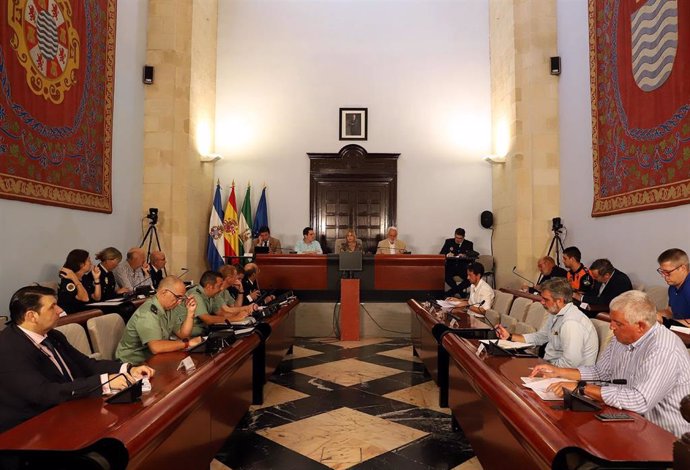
left=201, top=153, right=223, bottom=163
left=484, top=154, right=506, bottom=164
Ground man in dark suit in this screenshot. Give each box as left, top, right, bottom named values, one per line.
left=439, top=227, right=476, bottom=297
left=242, top=263, right=276, bottom=305
left=0, top=286, right=154, bottom=433
left=149, top=251, right=167, bottom=289
left=575, top=258, right=633, bottom=308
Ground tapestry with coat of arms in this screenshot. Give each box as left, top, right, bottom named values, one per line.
left=0, top=0, right=115, bottom=212
left=590, top=0, right=690, bottom=216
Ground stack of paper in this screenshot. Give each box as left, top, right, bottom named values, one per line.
left=521, top=377, right=576, bottom=401
left=670, top=325, right=690, bottom=335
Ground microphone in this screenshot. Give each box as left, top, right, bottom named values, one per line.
left=70, top=372, right=132, bottom=398
left=176, top=267, right=189, bottom=279
left=512, top=266, right=535, bottom=287
left=447, top=300, right=486, bottom=320
left=579, top=379, right=627, bottom=386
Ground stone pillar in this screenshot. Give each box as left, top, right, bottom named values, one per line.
left=489, top=0, right=560, bottom=287
left=143, top=0, right=218, bottom=280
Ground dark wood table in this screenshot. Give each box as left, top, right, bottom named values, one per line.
left=442, top=333, right=676, bottom=470
left=499, top=287, right=609, bottom=315
left=0, top=332, right=261, bottom=470
left=409, top=299, right=493, bottom=407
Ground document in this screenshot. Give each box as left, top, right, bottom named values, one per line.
left=521, top=377, right=576, bottom=401
left=479, top=339, right=532, bottom=349
left=670, top=325, right=690, bottom=335
left=437, top=300, right=462, bottom=309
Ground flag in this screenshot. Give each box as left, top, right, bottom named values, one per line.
left=239, top=183, right=253, bottom=255
left=223, top=182, right=240, bottom=263
left=206, top=183, right=226, bottom=270
left=252, top=186, right=268, bottom=238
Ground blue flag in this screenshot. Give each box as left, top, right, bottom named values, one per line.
left=206, top=183, right=226, bottom=270
left=252, top=187, right=268, bottom=238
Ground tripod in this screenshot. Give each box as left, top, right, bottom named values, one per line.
left=140, top=218, right=165, bottom=276
left=546, top=228, right=566, bottom=266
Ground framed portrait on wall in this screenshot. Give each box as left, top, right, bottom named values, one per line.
left=339, top=108, right=368, bottom=141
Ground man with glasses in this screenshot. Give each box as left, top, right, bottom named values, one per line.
left=494, top=278, right=598, bottom=367
left=657, top=248, right=690, bottom=326
left=116, top=276, right=202, bottom=364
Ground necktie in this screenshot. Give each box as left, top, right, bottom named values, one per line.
left=41, top=337, right=72, bottom=381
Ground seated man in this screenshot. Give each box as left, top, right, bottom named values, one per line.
left=116, top=277, right=203, bottom=364
left=295, top=227, right=323, bottom=254
left=535, top=256, right=567, bottom=286
left=113, top=247, right=152, bottom=291
left=532, top=290, right=690, bottom=438
left=250, top=225, right=282, bottom=254
left=495, top=278, right=599, bottom=367
left=149, top=251, right=167, bottom=289
left=562, top=246, right=594, bottom=294
left=574, top=258, right=632, bottom=308
left=657, top=248, right=690, bottom=326
left=243, top=262, right=276, bottom=305
left=188, top=271, right=255, bottom=335
left=440, top=227, right=474, bottom=296
left=377, top=226, right=407, bottom=254
left=0, top=286, right=154, bottom=433
left=215, top=265, right=257, bottom=320
left=447, top=262, right=494, bottom=315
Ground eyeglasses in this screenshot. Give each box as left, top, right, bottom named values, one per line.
left=165, top=289, right=188, bottom=304
left=657, top=265, right=684, bottom=277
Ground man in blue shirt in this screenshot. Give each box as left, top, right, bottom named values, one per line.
left=657, top=248, right=690, bottom=326
left=295, top=226, right=323, bottom=254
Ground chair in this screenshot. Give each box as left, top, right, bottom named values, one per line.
left=644, top=285, right=669, bottom=311
left=523, top=302, right=548, bottom=330
left=87, top=314, right=125, bottom=360
left=477, top=255, right=495, bottom=288
left=492, top=290, right=514, bottom=317
left=484, top=309, right=500, bottom=327
left=513, top=322, right=537, bottom=335
left=0, top=315, right=8, bottom=332
left=591, top=318, right=613, bottom=361
left=501, top=296, right=533, bottom=334
left=55, top=323, right=99, bottom=359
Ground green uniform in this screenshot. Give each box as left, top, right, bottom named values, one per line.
left=188, top=286, right=219, bottom=337
left=115, top=296, right=186, bottom=364
left=212, top=289, right=237, bottom=313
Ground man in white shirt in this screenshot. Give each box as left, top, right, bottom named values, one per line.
left=448, top=262, right=494, bottom=315
left=495, top=278, right=599, bottom=367
left=113, top=247, right=152, bottom=291
left=376, top=226, right=407, bottom=254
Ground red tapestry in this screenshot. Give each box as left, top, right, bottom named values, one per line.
left=0, top=0, right=115, bottom=212
left=590, top=0, right=690, bottom=216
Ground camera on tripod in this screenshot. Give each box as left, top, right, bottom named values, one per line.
left=146, top=207, right=159, bottom=225
left=551, top=217, right=563, bottom=233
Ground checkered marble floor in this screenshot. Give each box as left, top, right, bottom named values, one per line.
left=214, top=338, right=476, bottom=469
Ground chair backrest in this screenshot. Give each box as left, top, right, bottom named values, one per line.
left=513, top=322, right=537, bottom=335
left=492, top=290, right=514, bottom=317
left=476, top=255, right=494, bottom=272
left=523, top=302, right=549, bottom=330
left=54, top=323, right=93, bottom=357
left=484, top=309, right=500, bottom=327
left=508, top=297, right=533, bottom=322
left=0, top=316, right=9, bottom=332
left=87, top=314, right=125, bottom=360
left=644, top=285, right=669, bottom=311
left=591, top=318, right=613, bottom=361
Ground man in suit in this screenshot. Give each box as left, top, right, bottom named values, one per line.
left=242, top=262, right=276, bottom=305
left=574, top=258, right=632, bottom=309
left=439, top=227, right=475, bottom=297
left=0, top=286, right=154, bottom=433
left=250, top=226, right=282, bottom=254
left=149, top=251, right=167, bottom=289
left=377, top=226, right=407, bottom=254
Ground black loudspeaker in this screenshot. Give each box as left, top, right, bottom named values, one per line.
left=480, top=210, right=493, bottom=229
left=143, top=65, right=154, bottom=84
left=550, top=56, right=561, bottom=75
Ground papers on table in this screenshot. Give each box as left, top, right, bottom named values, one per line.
left=436, top=300, right=463, bottom=309
left=521, top=377, right=576, bottom=401
left=670, top=325, right=690, bottom=335
left=479, top=339, right=532, bottom=350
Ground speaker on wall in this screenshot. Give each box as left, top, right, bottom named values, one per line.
left=143, top=65, right=154, bottom=85
left=550, top=56, right=561, bottom=76
left=480, top=211, right=493, bottom=229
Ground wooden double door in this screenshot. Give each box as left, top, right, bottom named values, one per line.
left=309, top=145, right=398, bottom=253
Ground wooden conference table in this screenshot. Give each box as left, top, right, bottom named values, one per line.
left=0, top=301, right=299, bottom=469
left=255, top=253, right=445, bottom=301
left=443, top=333, right=676, bottom=469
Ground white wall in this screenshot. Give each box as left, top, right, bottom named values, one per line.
left=558, top=0, right=690, bottom=288
left=0, top=0, right=148, bottom=308
left=214, top=0, right=493, bottom=254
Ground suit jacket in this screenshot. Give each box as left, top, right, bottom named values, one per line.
left=0, top=325, right=122, bottom=433
left=150, top=267, right=164, bottom=289
left=376, top=239, right=407, bottom=254
left=582, top=270, right=633, bottom=307
left=242, top=277, right=262, bottom=304
left=250, top=236, right=282, bottom=254
left=439, top=239, right=474, bottom=257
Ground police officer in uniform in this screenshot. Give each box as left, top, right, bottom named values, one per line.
left=57, top=249, right=101, bottom=313
left=439, top=228, right=476, bottom=297
left=83, top=247, right=128, bottom=301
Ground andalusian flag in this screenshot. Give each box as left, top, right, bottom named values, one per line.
left=238, top=184, right=253, bottom=255
left=206, top=183, right=226, bottom=270
left=223, top=182, right=240, bottom=262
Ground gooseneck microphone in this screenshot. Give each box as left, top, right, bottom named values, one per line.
left=512, top=266, right=535, bottom=287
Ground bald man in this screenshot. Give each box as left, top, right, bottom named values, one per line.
left=116, top=277, right=203, bottom=364
left=149, top=251, right=167, bottom=289
left=113, top=247, right=152, bottom=291
left=243, top=263, right=276, bottom=305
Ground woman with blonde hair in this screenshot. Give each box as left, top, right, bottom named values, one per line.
left=338, top=229, right=362, bottom=253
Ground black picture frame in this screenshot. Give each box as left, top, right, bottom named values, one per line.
left=339, top=108, right=368, bottom=141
